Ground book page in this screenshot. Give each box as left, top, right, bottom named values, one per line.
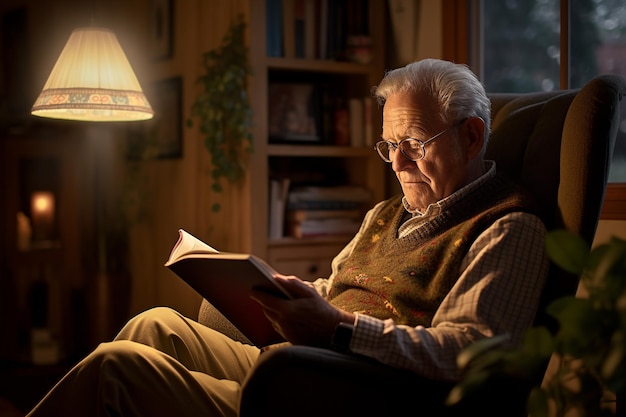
left=165, top=229, right=218, bottom=265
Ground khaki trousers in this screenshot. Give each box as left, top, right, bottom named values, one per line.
left=27, top=307, right=261, bottom=417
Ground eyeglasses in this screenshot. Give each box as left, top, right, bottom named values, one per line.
left=374, top=119, right=467, bottom=163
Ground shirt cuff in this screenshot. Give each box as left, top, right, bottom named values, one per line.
left=351, top=313, right=385, bottom=353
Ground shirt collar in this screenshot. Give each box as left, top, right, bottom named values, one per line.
left=401, top=161, right=497, bottom=218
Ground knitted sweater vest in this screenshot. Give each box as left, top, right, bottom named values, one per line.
left=326, top=173, right=536, bottom=327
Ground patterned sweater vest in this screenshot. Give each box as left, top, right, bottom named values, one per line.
left=326, top=173, right=536, bottom=328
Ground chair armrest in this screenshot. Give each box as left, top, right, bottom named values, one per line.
left=239, top=345, right=453, bottom=417
left=240, top=345, right=537, bottom=417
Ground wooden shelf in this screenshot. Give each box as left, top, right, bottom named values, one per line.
left=268, top=144, right=375, bottom=157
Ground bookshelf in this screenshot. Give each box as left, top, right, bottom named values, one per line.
left=247, top=0, right=387, bottom=280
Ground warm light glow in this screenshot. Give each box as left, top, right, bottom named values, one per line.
left=32, top=194, right=53, bottom=213
left=31, top=191, right=55, bottom=240
left=31, top=27, right=154, bottom=122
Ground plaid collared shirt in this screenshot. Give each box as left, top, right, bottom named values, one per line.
left=313, top=161, right=549, bottom=382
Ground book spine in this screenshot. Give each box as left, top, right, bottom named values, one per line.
left=266, top=0, right=283, bottom=57
left=333, top=98, right=350, bottom=146
left=363, top=96, right=374, bottom=147
left=318, top=0, right=328, bottom=59
left=304, top=0, right=316, bottom=59
left=349, top=98, right=364, bottom=148
left=268, top=178, right=290, bottom=239
left=294, top=0, right=305, bottom=58
left=282, top=0, right=295, bottom=58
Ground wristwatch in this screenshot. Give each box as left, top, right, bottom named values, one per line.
left=331, top=322, right=354, bottom=353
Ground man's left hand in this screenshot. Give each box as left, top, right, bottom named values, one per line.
left=250, top=274, right=354, bottom=347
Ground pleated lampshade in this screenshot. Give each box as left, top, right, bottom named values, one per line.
left=31, top=27, right=154, bottom=122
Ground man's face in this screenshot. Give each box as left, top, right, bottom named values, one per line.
left=381, top=91, right=481, bottom=212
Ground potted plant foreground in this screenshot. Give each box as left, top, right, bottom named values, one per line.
left=449, top=230, right=626, bottom=417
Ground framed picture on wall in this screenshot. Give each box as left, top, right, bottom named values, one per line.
left=127, top=76, right=183, bottom=159
left=149, top=0, right=173, bottom=60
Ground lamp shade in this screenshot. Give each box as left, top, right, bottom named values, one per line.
left=31, top=27, right=154, bottom=122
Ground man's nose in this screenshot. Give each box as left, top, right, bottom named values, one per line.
left=391, top=147, right=413, bottom=171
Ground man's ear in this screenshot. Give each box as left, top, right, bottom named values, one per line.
left=464, top=117, right=486, bottom=159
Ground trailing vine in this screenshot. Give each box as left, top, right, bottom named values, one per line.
left=187, top=15, right=254, bottom=212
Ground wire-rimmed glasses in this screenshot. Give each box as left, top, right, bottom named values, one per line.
left=374, top=119, right=467, bottom=162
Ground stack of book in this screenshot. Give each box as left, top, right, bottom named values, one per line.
left=285, top=185, right=370, bottom=238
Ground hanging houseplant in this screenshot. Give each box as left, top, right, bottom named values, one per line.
left=188, top=14, right=254, bottom=212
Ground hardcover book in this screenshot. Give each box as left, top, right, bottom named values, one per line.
left=164, top=229, right=291, bottom=346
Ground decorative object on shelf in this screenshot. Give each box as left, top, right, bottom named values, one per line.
left=187, top=14, right=253, bottom=212
left=268, top=83, right=321, bottom=143
left=449, top=229, right=626, bottom=416
left=388, top=0, right=420, bottom=67
left=31, top=26, right=153, bottom=122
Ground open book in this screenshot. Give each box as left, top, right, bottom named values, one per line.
left=164, top=229, right=291, bottom=346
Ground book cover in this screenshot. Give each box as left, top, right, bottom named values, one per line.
left=164, top=229, right=290, bottom=346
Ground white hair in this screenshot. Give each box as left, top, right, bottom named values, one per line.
left=373, top=59, right=491, bottom=146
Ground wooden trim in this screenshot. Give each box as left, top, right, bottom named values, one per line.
left=601, top=184, right=626, bottom=220
left=442, top=0, right=469, bottom=64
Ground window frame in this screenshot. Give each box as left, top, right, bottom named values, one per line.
left=442, top=0, right=626, bottom=220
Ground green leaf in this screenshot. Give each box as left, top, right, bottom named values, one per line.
left=527, top=387, right=549, bottom=417
left=456, top=334, right=509, bottom=370
left=545, top=230, right=590, bottom=274
left=521, top=326, right=554, bottom=359
left=445, top=369, right=491, bottom=405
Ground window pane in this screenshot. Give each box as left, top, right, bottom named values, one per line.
left=570, top=0, right=626, bottom=182
left=481, top=0, right=560, bottom=93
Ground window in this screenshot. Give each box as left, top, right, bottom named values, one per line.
left=445, top=0, right=626, bottom=218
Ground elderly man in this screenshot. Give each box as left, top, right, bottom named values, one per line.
left=27, top=59, right=548, bottom=417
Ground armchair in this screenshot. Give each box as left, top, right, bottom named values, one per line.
left=199, top=74, right=626, bottom=416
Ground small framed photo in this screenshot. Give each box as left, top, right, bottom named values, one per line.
left=127, top=76, right=183, bottom=160
left=268, top=83, right=321, bottom=143
left=149, top=0, right=173, bottom=60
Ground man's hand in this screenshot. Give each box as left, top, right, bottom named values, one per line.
left=250, top=274, right=355, bottom=347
